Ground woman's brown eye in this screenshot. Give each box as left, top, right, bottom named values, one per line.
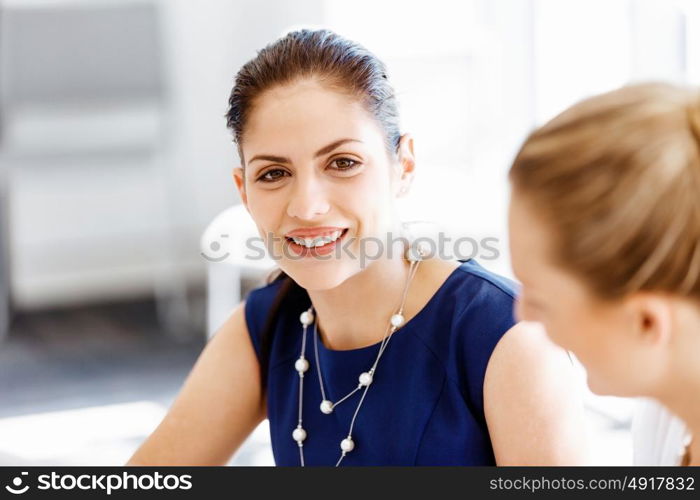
left=332, top=158, right=358, bottom=170
left=260, top=169, right=287, bottom=182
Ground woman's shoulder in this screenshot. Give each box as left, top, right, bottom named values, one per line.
left=411, top=259, right=519, bottom=368
left=632, top=398, right=691, bottom=465
left=451, top=259, right=518, bottom=303
left=409, top=259, right=520, bottom=418
left=246, top=272, right=287, bottom=304
left=242, top=273, right=293, bottom=359
left=441, top=259, right=519, bottom=331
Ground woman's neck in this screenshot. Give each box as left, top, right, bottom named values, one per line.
left=653, top=305, right=700, bottom=465
left=306, top=255, right=461, bottom=351
left=675, top=398, right=700, bottom=466
left=307, top=254, right=413, bottom=351
left=689, top=437, right=698, bottom=466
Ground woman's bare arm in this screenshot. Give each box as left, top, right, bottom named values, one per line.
left=484, top=321, right=591, bottom=465
left=126, top=301, right=265, bottom=465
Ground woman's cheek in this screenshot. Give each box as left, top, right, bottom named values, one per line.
left=248, top=190, right=280, bottom=227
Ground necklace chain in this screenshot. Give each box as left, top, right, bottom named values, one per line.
left=292, top=246, right=425, bottom=466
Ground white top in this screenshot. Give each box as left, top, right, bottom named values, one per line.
left=632, top=398, right=692, bottom=465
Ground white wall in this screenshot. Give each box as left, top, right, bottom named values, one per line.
left=0, top=0, right=324, bottom=308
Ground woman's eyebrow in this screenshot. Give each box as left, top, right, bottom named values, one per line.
left=313, top=138, right=363, bottom=158
left=248, top=154, right=290, bottom=165
left=247, top=138, right=363, bottom=166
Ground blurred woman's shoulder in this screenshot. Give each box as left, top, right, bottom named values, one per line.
left=633, top=398, right=691, bottom=466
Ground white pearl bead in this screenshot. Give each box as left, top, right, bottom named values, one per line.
left=406, top=247, right=421, bottom=262
left=390, top=313, right=404, bottom=328
left=340, top=437, right=355, bottom=452
left=295, top=357, right=309, bottom=373
left=358, top=371, right=373, bottom=386
left=292, top=426, right=307, bottom=443
left=299, top=311, right=314, bottom=326
left=320, top=400, right=334, bottom=414
left=406, top=242, right=430, bottom=262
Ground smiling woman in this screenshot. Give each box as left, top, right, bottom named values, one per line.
left=126, top=29, right=589, bottom=466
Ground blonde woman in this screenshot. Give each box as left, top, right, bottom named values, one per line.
left=508, top=82, right=700, bottom=466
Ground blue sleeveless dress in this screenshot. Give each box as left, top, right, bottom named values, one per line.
left=244, top=259, right=518, bottom=466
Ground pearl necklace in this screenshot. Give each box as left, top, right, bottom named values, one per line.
left=292, top=245, right=425, bottom=466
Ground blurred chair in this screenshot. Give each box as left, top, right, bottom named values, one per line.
left=201, top=204, right=274, bottom=338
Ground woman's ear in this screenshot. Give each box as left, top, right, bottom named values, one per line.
left=396, top=133, right=416, bottom=198
left=627, top=293, right=673, bottom=347
left=232, top=167, right=249, bottom=210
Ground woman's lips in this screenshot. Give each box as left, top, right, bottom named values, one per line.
left=285, top=226, right=347, bottom=238
left=285, top=228, right=349, bottom=258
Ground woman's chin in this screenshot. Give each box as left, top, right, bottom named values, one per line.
left=585, top=371, right=630, bottom=398
left=293, top=274, right=349, bottom=292
left=281, top=260, right=356, bottom=291
left=586, top=377, right=613, bottom=396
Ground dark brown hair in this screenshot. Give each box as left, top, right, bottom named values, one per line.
left=225, top=29, right=403, bottom=389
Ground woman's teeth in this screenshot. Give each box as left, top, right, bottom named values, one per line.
left=290, top=230, right=344, bottom=248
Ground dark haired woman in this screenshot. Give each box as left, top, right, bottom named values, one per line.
left=128, top=29, right=588, bottom=466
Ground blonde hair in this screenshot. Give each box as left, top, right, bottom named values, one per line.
left=509, top=82, right=700, bottom=300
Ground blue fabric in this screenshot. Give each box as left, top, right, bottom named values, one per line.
left=244, top=259, right=518, bottom=466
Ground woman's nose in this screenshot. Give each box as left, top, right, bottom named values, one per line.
left=286, top=174, right=330, bottom=220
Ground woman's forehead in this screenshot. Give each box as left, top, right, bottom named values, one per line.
left=242, top=82, right=385, bottom=158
